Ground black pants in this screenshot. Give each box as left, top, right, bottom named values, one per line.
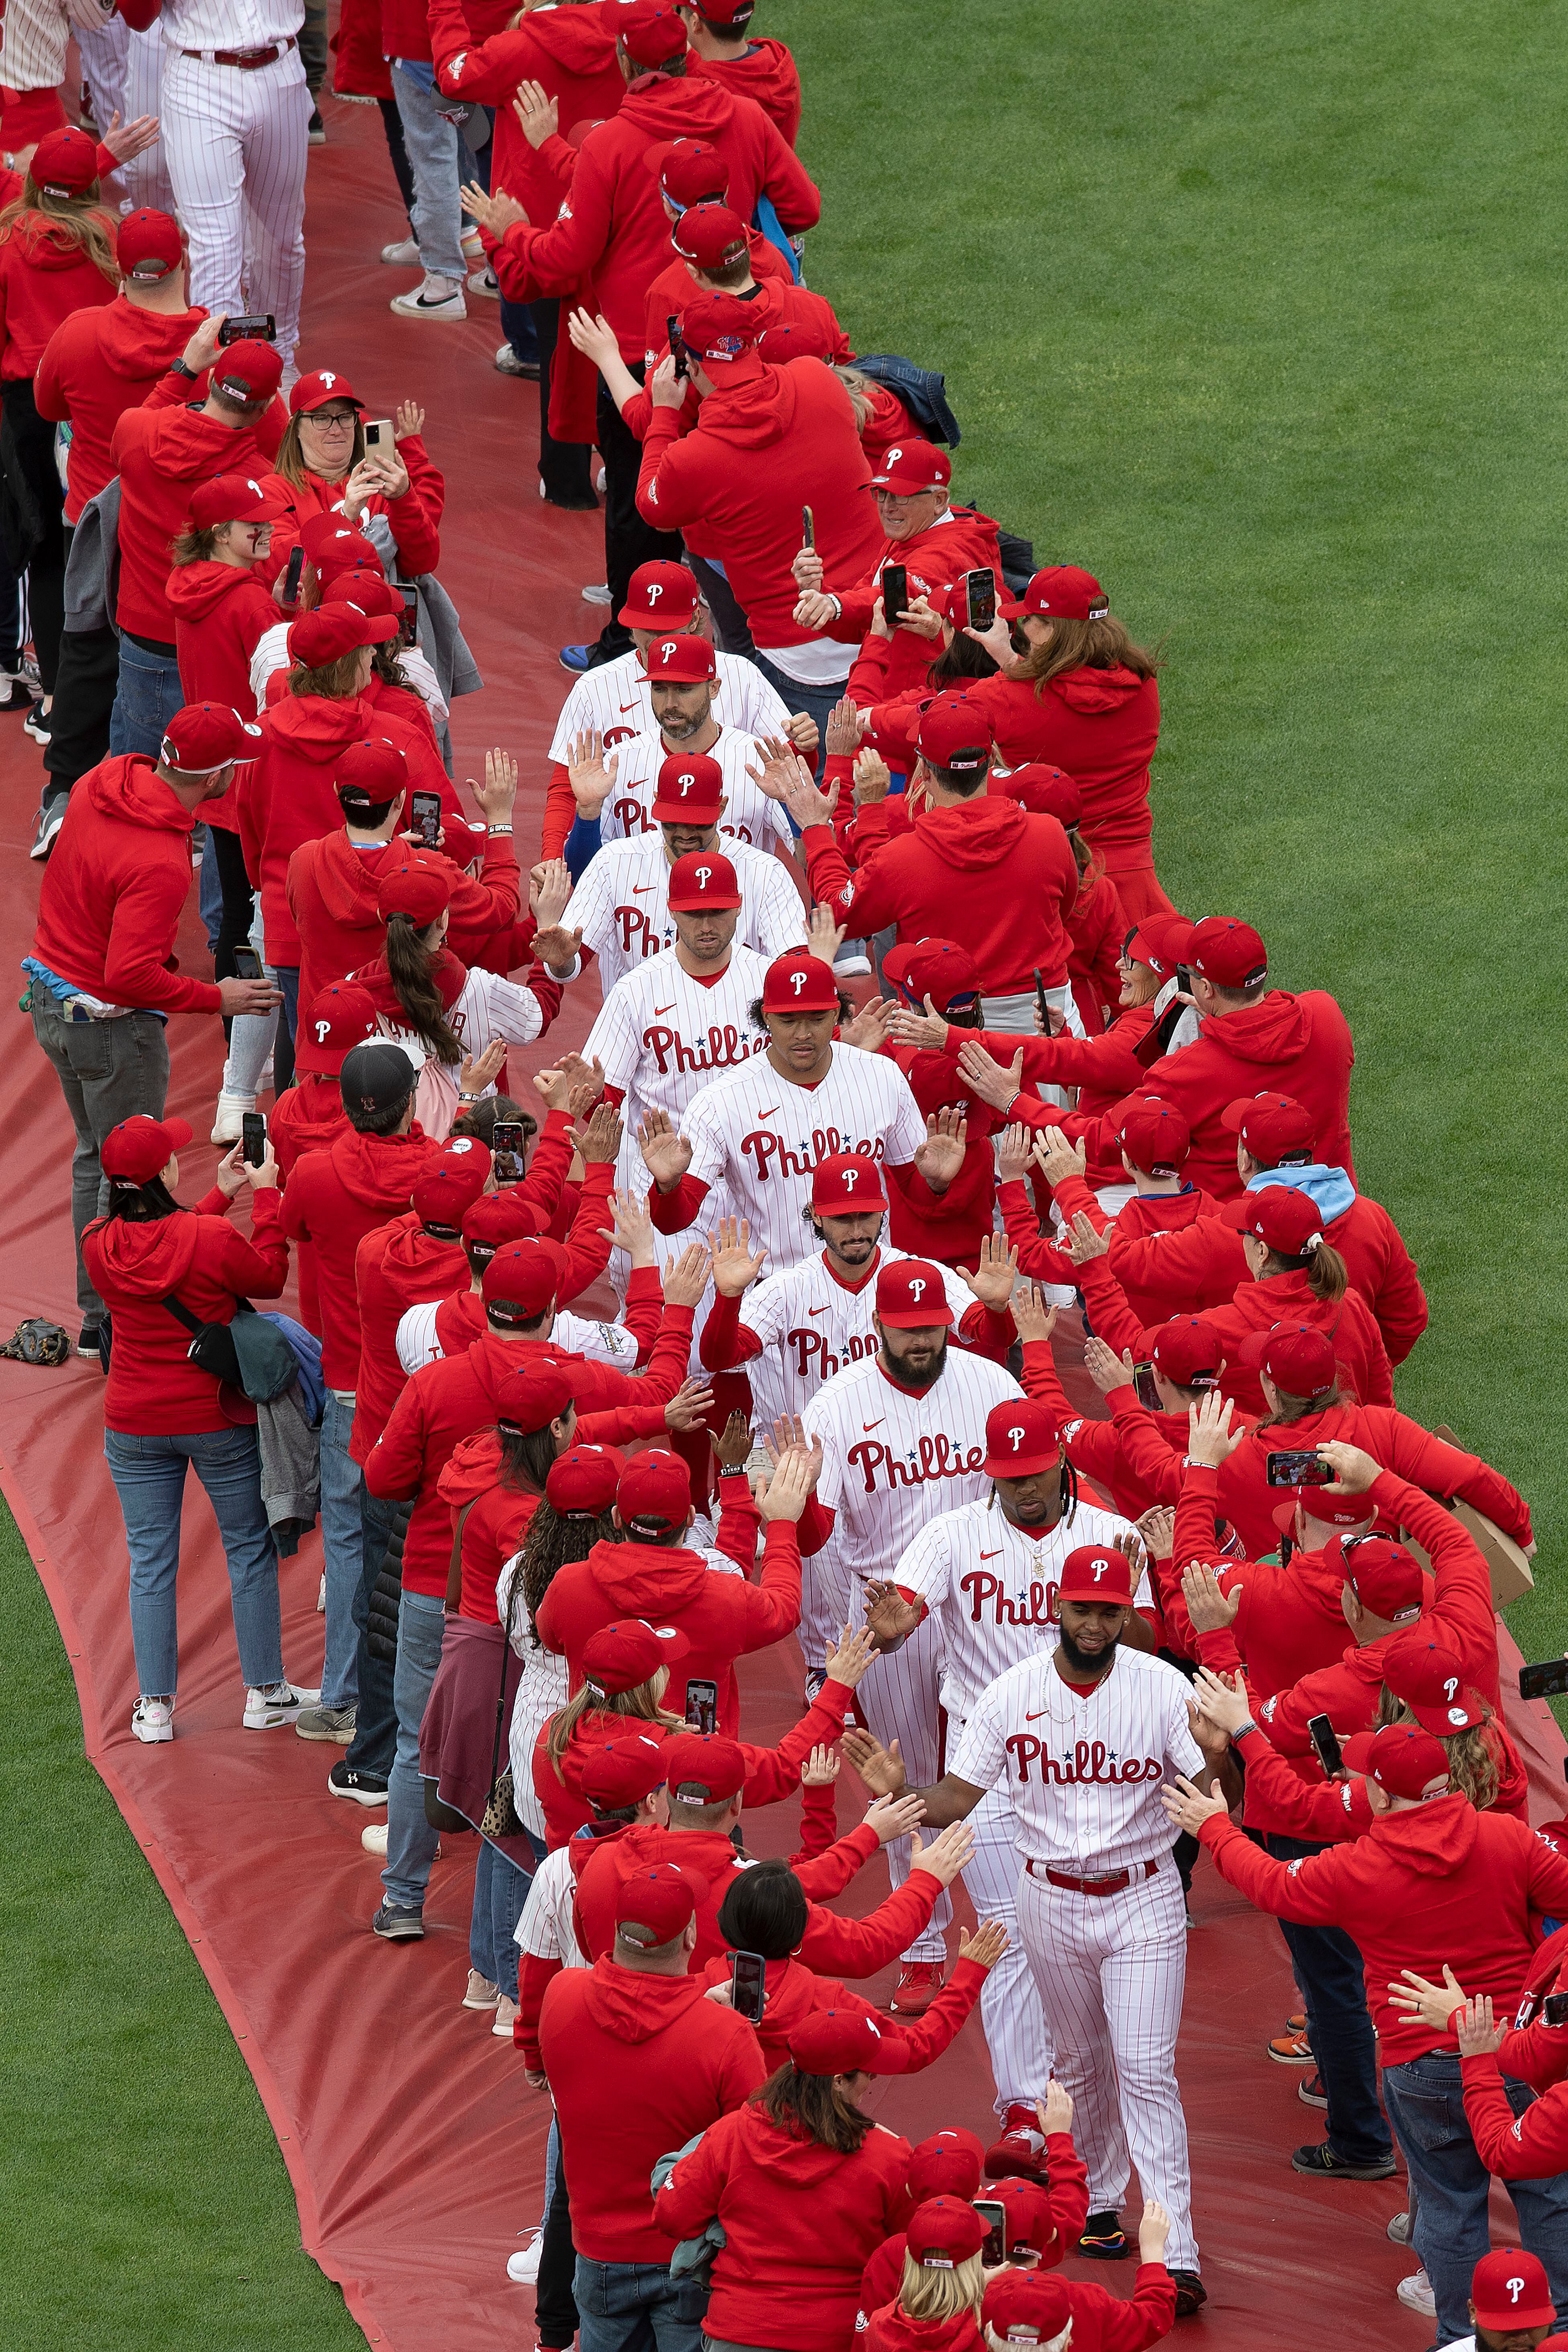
left=300, top=0, right=327, bottom=99
left=590, top=370, right=681, bottom=666
left=536, top=2136, right=579, bottom=2350
left=534, top=300, right=592, bottom=506
left=378, top=97, right=416, bottom=224
left=342, top=1488, right=401, bottom=1780
left=2, top=378, right=66, bottom=692
left=43, top=619, right=119, bottom=801
left=209, top=824, right=257, bottom=982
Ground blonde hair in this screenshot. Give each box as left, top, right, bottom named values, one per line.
left=544, top=1667, right=676, bottom=1777
left=898, top=2251, right=987, bottom=2323
left=0, top=177, right=117, bottom=283
left=1376, top=1689, right=1500, bottom=1811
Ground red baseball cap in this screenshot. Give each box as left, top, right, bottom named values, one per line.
left=1332, top=1531, right=1425, bottom=1623
left=622, top=561, right=698, bottom=632
left=1115, top=1096, right=1189, bottom=1176
left=869, top=440, right=952, bottom=496
left=1186, top=915, right=1268, bottom=989
left=1366, top=1722, right=1451, bottom=1801
left=617, top=0, right=687, bottom=64
left=117, top=207, right=182, bottom=280
left=374, top=857, right=452, bottom=926
left=482, top=1239, right=564, bottom=1324
left=983, top=1400, right=1059, bottom=1479
left=463, top=1192, right=537, bottom=1257
left=995, top=763, right=1082, bottom=827
left=160, top=702, right=262, bottom=772
left=618, top=1447, right=692, bottom=1533
left=1381, top=1631, right=1489, bottom=1733
left=757, top=316, right=842, bottom=366
left=787, top=2008, right=908, bottom=2080
left=289, top=367, right=364, bottom=415
left=762, top=952, right=838, bottom=1013
left=991, top=2177, right=1062, bottom=2262
left=983, top=2270, right=1073, bottom=2344
left=1000, top=565, right=1109, bottom=622
left=1123, top=910, right=1192, bottom=976
left=811, top=1153, right=887, bottom=1215
left=1222, top=1092, right=1316, bottom=1162
left=903, top=2196, right=987, bottom=2266
left=677, top=291, right=765, bottom=368
left=1250, top=1320, right=1338, bottom=1396
left=334, top=572, right=404, bottom=625
left=1056, top=1544, right=1136, bottom=1606
left=664, top=1731, right=746, bottom=1804
left=614, top=1859, right=708, bottom=1947
left=1149, top=1316, right=1225, bottom=1389
left=906, top=2128, right=985, bottom=2203
left=672, top=201, right=749, bottom=272
left=33, top=124, right=99, bottom=196
left=411, top=1134, right=491, bottom=1226
left=667, top=850, right=741, bottom=911
left=881, top=939, right=981, bottom=1016
left=917, top=690, right=992, bottom=776
left=100, top=1113, right=193, bottom=1184
left=582, top=1617, right=691, bottom=1697
left=409, top=1171, right=480, bottom=1237
left=1270, top=1483, right=1379, bottom=1540
left=546, top=1443, right=625, bottom=1518
left=659, top=138, right=728, bottom=208
left=651, top=748, right=722, bottom=822
left=211, top=339, right=283, bottom=405
left=577, top=1732, right=669, bottom=1811
left=189, top=472, right=284, bottom=531
left=1238, top=1188, right=1325, bottom=1259
left=645, top=633, right=718, bottom=688
left=1471, top=2251, right=1555, bottom=2331
left=297, top=979, right=380, bottom=1074
left=687, top=0, right=755, bottom=24
left=876, top=1259, right=952, bottom=1328
left=335, top=737, right=407, bottom=814
left=289, top=604, right=398, bottom=665
left=300, top=514, right=379, bottom=570
left=493, top=1366, right=573, bottom=1436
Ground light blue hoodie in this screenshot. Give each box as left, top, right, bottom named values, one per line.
left=1246, top=1163, right=1356, bottom=1223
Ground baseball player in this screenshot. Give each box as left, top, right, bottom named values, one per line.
left=795, top=1257, right=1025, bottom=2013
left=548, top=757, right=804, bottom=996
left=849, top=1543, right=1215, bottom=2311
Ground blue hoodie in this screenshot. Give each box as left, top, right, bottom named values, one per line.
left=1246, top=1162, right=1356, bottom=1224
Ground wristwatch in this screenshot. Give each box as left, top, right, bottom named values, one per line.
left=168, top=358, right=199, bottom=380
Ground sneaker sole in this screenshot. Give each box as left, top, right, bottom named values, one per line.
left=131, top=1722, right=173, bottom=1743
left=1267, top=2042, right=1315, bottom=2062
left=329, top=1777, right=389, bottom=1806
left=1077, top=2237, right=1131, bottom=2260
left=294, top=1720, right=357, bottom=1743
left=390, top=301, right=467, bottom=321
left=1289, top=2151, right=1397, bottom=2180
left=373, top=1914, right=425, bottom=1941
left=243, top=1704, right=308, bottom=1729
left=1298, top=2085, right=1329, bottom=2110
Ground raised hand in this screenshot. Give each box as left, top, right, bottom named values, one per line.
left=823, top=695, right=865, bottom=756
left=461, top=180, right=527, bottom=237
left=637, top=1109, right=692, bottom=1191
left=512, top=79, right=559, bottom=147
left=995, top=1122, right=1034, bottom=1186
left=606, top=1187, right=657, bottom=1269
left=760, top=1412, right=809, bottom=1472
left=458, top=1038, right=508, bottom=1097
left=1011, top=1283, right=1057, bottom=1348
left=1137, top=2202, right=1171, bottom=2264
left=1031, top=1124, right=1088, bottom=1187
left=473, top=747, right=518, bottom=823
left=1038, top=2079, right=1073, bottom=2137
left=713, top=1407, right=754, bottom=1471
left=840, top=996, right=895, bottom=1054
left=394, top=399, right=426, bottom=443
left=839, top=1725, right=906, bottom=1795
left=865, top=1792, right=927, bottom=1845
left=567, top=729, right=619, bottom=818
left=959, top=1232, right=1020, bottom=1314
left=575, top=1099, right=623, bottom=1165
left=954, top=1037, right=1024, bottom=1112
left=958, top=1920, right=1010, bottom=1970
left=102, top=111, right=160, bottom=165
left=661, top=1244, right=712, bottom=1310
left=1135, top=1504, right=1176, bottom=1560
left=889, top=993, right=950, bottom=1057
left=863, top=1578, right=922, bottom=1652
left=1186, top=1389, right=1243, bottom=1469
left=823, top=1622, right=876, bottom=1689
left=1191, top=1664, right=1253, bottom=1736
left=1084, top=1335, right=1138, bottom=1396
left=1064, top=1209, right=1109, bottom=1265
left=529, top=923, right=583, bottom=977
left=708, top=1215, right=768, bottom=1297
left=1180, top=1560, right=1242, bottom=1633
left=804, top=902, right=847, bottom=965
left=1159, top=1771, right=1229, bottom=1833
left=529, top=858, right=574, bottom=931
left=565, top=307, right=620, bottom=372
left=913, top=1107, right=967, bottom=1190
left=662, top=1374, right=716, bottom=1431
left=799, top=1742, right=840, bottom=1788
left=758, top=1441, right=824, bottom=1522
left=909, top=1820, right=976, bottom=1886
left=851, top=747, right=891, bottom=806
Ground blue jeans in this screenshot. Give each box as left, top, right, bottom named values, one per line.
left=470, top=1836, right=530, bottom=1999
left=318, top=1392, right=362, bottom=1711
left=382, top=1587, right=446, bottom=1911
left=573, top=2257, right=700, bottom=2352
left=109, top=635, right=183, bottom=760
left=1384, top=2051, right=1568, bottom=2346
left=105, top=1425, right=283, bottom=1698
left=1264, top=1832, right=1391, bottom=2163
left=391, top=59, right=482, bottom=283
left=31, top=998, right=169, bottom=1322
left=749, top=652, right=842, bottom=780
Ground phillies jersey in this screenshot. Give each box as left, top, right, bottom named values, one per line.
left=585, top=943, right=770, bottom=1182
left=396, top=1299, right=638, bottom=1377
left=594, top=728, right=794, bottom=855
left=680, top=1044, right=929, bottom=1275
left=550, top=645, right=791, bottom=762
left=803, top=1347, right=1024, bottom=1590
left=895, top=1495, right=1143, bottom=1723
left=736, top=1245, right=979, bottom=1428
left=951, top=1646, right=1205, bottom=1872
left=562, top=833, right=804, bottom=993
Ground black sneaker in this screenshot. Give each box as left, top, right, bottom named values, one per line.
left=372, top=1903, right=424, bottom=1941
left=329, top=1759, right=389, bottom=1805
left=23, top=698, right=51, bottom=744
left=1291, top=2142, right=1396, bottom=2180
left=308, top=108, right=326, bottom=144
left=76, top=1320, right=103, bottom=1361
left=1298, top=2070, right=1328, bottom=2110
left=1078, top=2212, right=1130, bottom=2259
left=1171, top=2272, right=1207, bottom=2317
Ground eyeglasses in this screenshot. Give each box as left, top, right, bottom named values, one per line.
left=304, top=410, right=357, bottom=431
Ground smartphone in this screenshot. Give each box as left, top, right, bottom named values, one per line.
left=398, top=585, right=419, bottom=648
left=232, top=945, right=263, bottom=982
left=282, top=543, right=305, bottom=607
left=730, top=1949, right=768, bottom=2025
left=964, top=567, right=996, bottom=632
left=685, top=1676, right=718, bottom=1736
left=1133, top=1363, right=1161, bottom=1413
left=363, top=417, right=393, bottom=453
left=1265, top=1448, right=1333, bottom=1487
left=974, top=2198, right=1007, bottom=2268
left=411, top=789, right=442, bottom=850
left=880, top=562, right=908, bottom=624
left=1306, top=1713, right=1344, bottom=1781
left=1520, top=1658, right=1568, bottom=1703
left=667, top=314, right=687, bottom=382
left=241, top=1111, right=267, bottom=1169
left=1543, top=1991, right=1568, bottom=2027
left=218, top=313, right=276, bottom=344
left=801, top=503, right=814, bottom=550
left=491, top=1120, right=526, bottom=1187
left=1033, top=965, right=1051, bottom=1035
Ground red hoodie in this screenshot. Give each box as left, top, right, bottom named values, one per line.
left=540, top=1957, right=766, bottom=2261
left=32, top=755, right=222, bottom=1017
left=1171, top=1463, right=1356, bottom=1699
left=428, top=0, right=626, bottom=222
left=999, top=1169, right=1234, bottom=1324
left=493, top=72, right=819, bottom=360
left=270, top=1076, right=347, bottom=1181
left=83, top=1188, right=289, bottom=1436
left=437, top=1441, right=541, bottom=1621
left=818, top=510, right=1004, bottom=698
left=1067, top=862, right=1128, bottom=1036
left=535, top=1520, right=803, bottom=1735
left=1463, top=2048, right=1568, bottom=2180
left=112, top=396, right=282, bottom=642
left=0, top=212, right=115, bottom=383
left=692, top=36, right=802, bottom=144
left=964, top=665, right=1164, bottom=899
left=803, top=801, right=1077, bottom=999
left=286, top=826, right=522, bottom=1022
left=1231, top=1717, right=1531, bottom=1846
left=35, top=296, right=218, bottom=523
left=858, top=2144, right=1090, bottom=2323
left=638, top=232, right=796, bottom=371
left=863, top=2311, right=985, bottom=2352
left=280, top=1126, right=441, bottom=1389
left=254, top=439, right=444, bottom=589
left=973, top=1002, right=1168, bottom=1184
left=653, top=2097, right=912, bottom=2352
left=696, top=1949, right=987, bottom=2076
left=166, top=564, right=279, bottom=834
left=636, top=357, right=883, bottom=646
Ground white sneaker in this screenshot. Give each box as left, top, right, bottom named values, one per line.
left=507, top=2230, right=545, bottom=2286
left=464, top=1969, right=500, bottom=2010
left=361, top=1820, right=389, bottom=1856
left=493, top=1993, right=519, bottom=2039
left=390, top=272, right=466, bottom=321
left=581, top=583, right=612, bottom=605
left=131, top=1695, right=173, bottom=1743
left=1396, top=2271, right=1435, bottom=2318
left=316, top=1571, right=326, bottom=1612
left=595, top=465, right=607, bottom=494
left=381, top=234, right=419, bottom=265
left=211, top=1091, right=255, bottom=1146
left=242, top=1681, right=320, bottom=1730
left=468, top=266, right=499, bottom=298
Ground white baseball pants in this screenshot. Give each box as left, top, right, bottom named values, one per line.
left=848, top=1598, right=950, bottom=1965
left=77, top=16, right=129, bottom=150
left=121, top=27, right=179, bottom=217
left=161, top=50, right=310, bottom=370
left=958, top=1783, right=1055, bottom=2116
left=1017, top=1859, right=1198, bottom=2272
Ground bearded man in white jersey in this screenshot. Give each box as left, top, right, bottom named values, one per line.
left=846, top=1546, right=1236, bottom=2317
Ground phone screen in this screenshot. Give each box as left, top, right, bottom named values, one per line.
left=399, top=587, right=419, bottom=648
left=491, top=1121, right=525, bottom=1185
left=1542, top=1991, right=1568, bottom=2027
left=1132, top=1364, right=1161, bottom=1413
left=232, top=945, right=263, bottom=982
left=1519, top=1658, right=1568, bottom=1703
left=668, top=315, right=688, bottom=381
left=283, top=543, right=305, bottom=606
left=965, top=567, right=996, bottom=631
left=974, top=2200, right=1006, bottom=2267
left=411, top=790, right=441, bottom=850
left=730, top=1950, right=768, bottom=2024
left=363, top=418, right=391, bottom=453
left=1306, top=1713, right=1344, bottom=1780
left=241, top=1111, right=267, bottom=1169
left=880, top=563, right=908, bottom=623
left=1265, top=1449, right=1332, bottom=1487
left=219, top=313, right=277, bottom=345
left=685, top=1677, right=718, bottom=1737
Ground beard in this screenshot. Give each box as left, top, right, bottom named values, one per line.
left=1057, top=1621, right=1118, bottom=1677
left=883, top=1332, right=948, bottom=1391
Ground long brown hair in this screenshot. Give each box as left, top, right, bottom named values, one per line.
left=1010, top=611, right=1160, bottom=699
left=544, top=1667, right=679, bottom=1774
left=503, top=1499, right=620, bottom=1647
left=0, top=177, right=117, bottom=283
left=384, top=910, right=464, bottom=1065
left=271, top=411, right=365, bottom=491
left=1254, top=1379, right=1350, bottom=1431
left=1376, top=1688, right=1501, bottom=1811
left=289, top=648, right=366, bottom=701
left=1258, top=1237, right=1348, bottom=1305
left=170, top=523, right=224, bottom=566
left=756, top=2060, right=874, bottom=2155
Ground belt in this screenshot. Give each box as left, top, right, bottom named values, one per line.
left=1027, top=1858, right=1159, bottom=1897
left=182, top=37, right=296, bottom=67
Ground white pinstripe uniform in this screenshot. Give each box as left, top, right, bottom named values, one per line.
left=893, top=1496, right=1145, bottom=2115
left=951, top=1645, right=1205, bottom=2271
left=119, top=23, right=180, bottom=214
left=592, top=729, right=795, bottom=857
left=514, top=1842, right=587, bottom=1972
left=395, top=1299, right=641, bottom=1379
left=561, top=834, right=803, bottom=994
left=801, top=1346, right=1026, bottom=1964
left=157, top=0, right=310, bottom=374
left=550, top=647, right=792, bottom=763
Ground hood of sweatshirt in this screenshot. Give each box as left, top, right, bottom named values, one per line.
left=353, top=945, right=468, bottom=1019
left=325, top=1126, right=432, bottom=1213
left=580, top=1953, right=710, bottom=2043
left=164, top=559, right=265, bottom=623
left=1201, top=989, right=1311, bottom=1067
left=588, top=1535, right=716, bottom=1617
left=276, top=1074, right=345, bottom=1156
left=85, top=754, right=196, bottom=839
left=12, top=214, right=100, bottom=271
left=1049, top=661, right=1146, bottom=713
left=866, top=2310, right=985, bottom=2352
left=96, top=296, right=206, bottom=380
left=84, top=1206, right=207, bottom=1298
left=1225, top=1267, right=1328, bottom=1336
left=310, top=830, right=394, bottom=924
left=381, top=1217, right=468, bottom=1300
left=914, top=795, right=1027, bottom=872
left=263, top=692, right=374, bottom=761
left=620, top=73, right=733, bottom=142
left=729, top=2095, right=850, bottom=2186
left=1367, top=1789, right=1477, bottom=1876
left=534, top=1, right=620, bottom=67
left=437, top=1426, right=509, bottom=1506
left=1247, top=1163, right=1357, bottom=1223
left=146, top=404, right=261, bottom=483
left=692, top=361, right=800, bottom=451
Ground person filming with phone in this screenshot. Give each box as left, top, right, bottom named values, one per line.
left=258, top=372, right=443, bottom=590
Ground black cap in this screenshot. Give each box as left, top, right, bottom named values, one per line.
left=340, top=1041, right=415, bottom=1114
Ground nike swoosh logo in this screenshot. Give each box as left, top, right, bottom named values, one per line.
left=808, top=1305, right=829, bottom=1315
left=862, top=1419, right=884, bottom=1432
left=654, top=1004, right=675, bottom=1015
left=632, top=885, right=655, bottom=895
left=980, top=1550, right=1003, bottom=1561
left=618, top=701, right=641, bottom=713
left=1024, top=1710, right=1054, bottom=1722
left=756, top=1107, right=778, bottom=1120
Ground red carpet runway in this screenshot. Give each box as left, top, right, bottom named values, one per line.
left=0, top=82, right=1558, bottom=2352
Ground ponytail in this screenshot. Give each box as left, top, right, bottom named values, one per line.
left=1261, top=1236, right=1347, bottom=1304
left=99, top=1174, right=181, bottom=1226
left=384, top=909, right=463, bottom=1065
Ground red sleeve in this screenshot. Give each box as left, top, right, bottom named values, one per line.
left=449, top=834, right=522, bottom=932
left=1367, top=1219, right=1429, bottom=1366
left=647, top=1172, right=711, bottom=1234
left=795, top=1493, right=835, bottom=1558
left=1098, top=2269, right=1180, bottom=2352
left=516, top=1951, right=562, bottom=2071
left=542, top=763, right=577, bottom=861
left=997, top=1178, right=1075, bottom=1286
left=1461, top=2054, right=1568, bottom=2179
left=877, top=1956, right=987, bottom=2068
left=1102, top=1387, right=1181, bottom=1505
left=732, top=1518, right=802, bottom=1652
left=1375, top=1414, right=1533, bottom=1551
left=1073, top=1254, right=1158, bottom=1364
left=618, top=1264, right=667, bottom=1366
left=738, top=1677, right=853, bottom=1806
left=955, top=1300, right=1015, bottom=1363
left=621, top=1298, right=697, bottom=1407
left=1043, top=2133, right=1090, bottom=2248
left=497, top=147, right=615, bottom=297
left=381, top=435, right=443, bottom=573
left=510, top=1109, right=575, bottom=1229
left=712, top=1469, right=761, bottom=1571
left=789, top=1774, right=840, bottom=1864
left=364, top=1377, right=429, bottom=1500
left=1373, top=1471, right=1499, bottom=1704
left=1231, top=1726, right=1365, bottom=1843
left=796, top=1869, right=943, bottom=1976
left=115, top=0, right=162, bottom=30
left=699, top=1286, right=763, bottom=1371
left=801, top=822, right=898, bottom=940
left=213, top=1191, right=291, bottom=1298
left=557, top=1163, right=616, bottom=1304
left=794, top=1821, right=879, bottom=1901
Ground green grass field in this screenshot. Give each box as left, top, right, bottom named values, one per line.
left=9, top=2, right=1565, bottom=2338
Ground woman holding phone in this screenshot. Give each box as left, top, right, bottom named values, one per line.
left=257, top=370, right=444, bottom=589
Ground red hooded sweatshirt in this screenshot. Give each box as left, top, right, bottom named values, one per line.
left=35, top=294, right=216, bottom=522
left=819, top=510, right=1004, bottom=696
left=286, top=827, right=521, bottom=1023
left=863, top=2311, right=985, bottom=2352
left=0, top=212, right=115, bottom=383
left=803, top=801, right=1077, bottom=999
left=882, top=1050, right=1008, bottom=1273
left=112, top=395, right=282, bottom=643
left=1172, top=1463, right=1358, bottom=1699
left=535, top=1520, right=803, bottom=1735
left=636, top=356, right=883, bottom=645
left=653, top=2099, right=912, bottom=2352
left=270, top=1076, right=347, bottom=1181
left=539, top=1957, right=767, bottom=2262
left=254, top=438, right=444, bottom=590
left=352, top=1214, right=470, bottom=1457
left=32, top=755, right=222, bottom=1016
left=638, top=233, right=796, bottom=372
left=964, top=665, right=1165, bottom=910
left=973, top=1000, right=1168, bottom=1185
left=280, top=1126, right=440, bottom=1389
left=1067, top=861, right=1128, bottom=1036
left=428, top=0, right=626, bottom=219
left=858, top=2145, right=1091, bottom=2323
left=1462, top=2048, right=1568, bottom=2179
left=999, top=1169, right=1231, bottom=1325
left=166, top=563, right=279, bottom=833
left=1230, top=1717, right=1530, bottom=1849
left=493, top=72, right=818, bottom=360
left=696, top=1950, right=987, bottom=2077
left=692, top=36, right=802, bottom=144
left=82, top=1188, right=288, bottom=1436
